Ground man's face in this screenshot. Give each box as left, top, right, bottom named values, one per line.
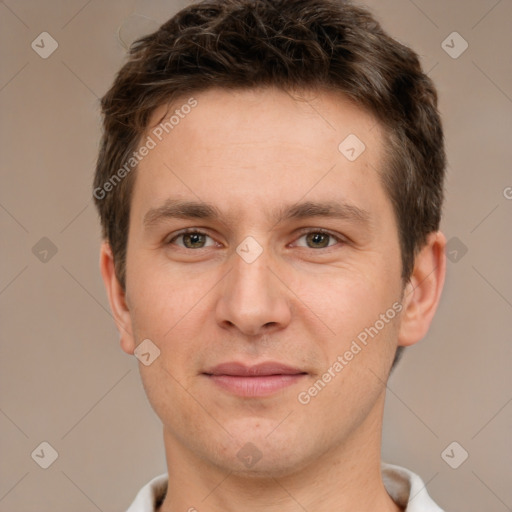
left=122, top=87, right=405, bottom=475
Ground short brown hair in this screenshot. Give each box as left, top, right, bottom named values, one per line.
left=94, top=0, right=445, bottom=362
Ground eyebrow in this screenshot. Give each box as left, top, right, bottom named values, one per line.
left=143, top=199, right=372, bottom=229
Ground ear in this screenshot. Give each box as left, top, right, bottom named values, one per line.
left=397, top=231, right=446, bottom=347
left=99, top=241, right=136, bottom=355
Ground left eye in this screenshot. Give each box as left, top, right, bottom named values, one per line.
left=294, top=231, right=340, bottom=249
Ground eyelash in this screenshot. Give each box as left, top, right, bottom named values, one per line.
left=166, top=228, right=346, bottom=250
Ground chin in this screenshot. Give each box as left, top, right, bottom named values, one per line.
left=203, top=422, right=318, bottom=479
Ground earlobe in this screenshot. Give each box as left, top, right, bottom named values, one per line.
left=99, top=242, right=136, bottom=355
left=397, top=231, right=447, bottom=347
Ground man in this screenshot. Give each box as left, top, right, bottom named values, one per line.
left=93, top=0, right=447, bottom=510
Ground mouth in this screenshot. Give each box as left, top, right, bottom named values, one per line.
left=202, top=362, right=308, bottom=397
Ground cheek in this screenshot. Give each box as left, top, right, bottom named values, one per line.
left=129, top=269, right=206, bottom=422
left=293, top=268, right=394, bottom=337
left=138, top=359, right=209, bottom=446
left=291, top=260, right=403, bottom=384
left=127, top=254, right=200, bottom=336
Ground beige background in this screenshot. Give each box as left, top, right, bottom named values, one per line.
left=1, top=0, right=511, bottom=510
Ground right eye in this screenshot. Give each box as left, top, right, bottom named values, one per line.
left=167, top=229, right=217, bottom=249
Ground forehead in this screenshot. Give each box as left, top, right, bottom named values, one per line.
left=132, top=86, right=390, bottom=225
left=147, top=86, right=383, bottom=163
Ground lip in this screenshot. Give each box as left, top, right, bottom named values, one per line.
left=205, top=362, right=305, bottom=377
left=203, top=362, right=307, bottom=397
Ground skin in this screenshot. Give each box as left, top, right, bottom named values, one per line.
left=100, top=87, right=446, bottom=512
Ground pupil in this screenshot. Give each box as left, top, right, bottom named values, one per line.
left=185, top=233, right=204, bottom=248
left=308, top=233, right=328, bottom=248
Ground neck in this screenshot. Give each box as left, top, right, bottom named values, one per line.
left=157, top=397, right=402, bottom=512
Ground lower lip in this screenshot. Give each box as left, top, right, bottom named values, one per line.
left=206, top=374, right=306, bottom=397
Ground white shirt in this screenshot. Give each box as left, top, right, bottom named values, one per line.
left=126, top=462, right=444, bottom=511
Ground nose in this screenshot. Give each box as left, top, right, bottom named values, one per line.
left=215, top=242, right=292, bottom=337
